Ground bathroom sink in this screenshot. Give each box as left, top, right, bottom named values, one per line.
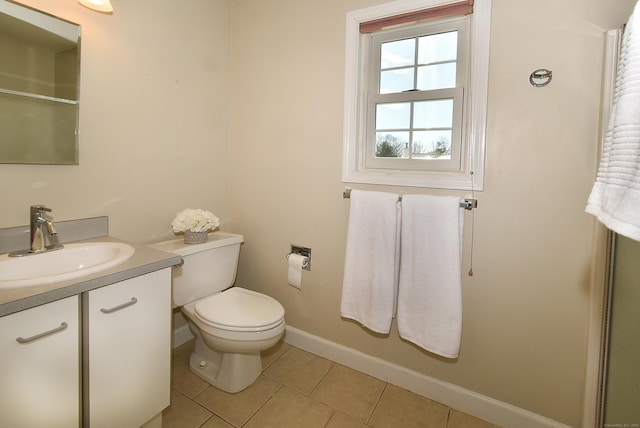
left=0, top=242, right=135, bottom=289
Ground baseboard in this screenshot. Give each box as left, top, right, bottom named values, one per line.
left=172, top=323, right=194, bottom=349
left=284, top=326, right=571, bottom=428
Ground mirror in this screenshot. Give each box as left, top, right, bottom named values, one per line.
left=0, top=0, right=80, bottom=165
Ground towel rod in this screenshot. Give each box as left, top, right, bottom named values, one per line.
left=342, top=188, right=477, bottom=211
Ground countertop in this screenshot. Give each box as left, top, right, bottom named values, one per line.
left=0, top=236, right=181, bottom=317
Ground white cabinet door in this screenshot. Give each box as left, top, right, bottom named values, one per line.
left=85, top=268, right=171, bottom=428
left=0, top=296, right=80, bottom=428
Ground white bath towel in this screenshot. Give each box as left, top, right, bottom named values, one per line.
left=341, top=189, right=401, bottom=334
left=586, top=0, right=640, bottom=241
left=397, top=194, right=464, bottom=358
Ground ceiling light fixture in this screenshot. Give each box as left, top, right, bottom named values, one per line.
left=78, top=0, right=113, bottom=13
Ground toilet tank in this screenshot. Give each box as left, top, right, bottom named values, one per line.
left=149, top=232, right=244, bottom=306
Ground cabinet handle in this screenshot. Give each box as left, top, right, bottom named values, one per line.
left=100, top=297, right=138, bottom=314
left=16, top=322, right=68, bottom=344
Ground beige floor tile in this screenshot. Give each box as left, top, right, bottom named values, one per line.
left=171, top=341, right=210, bottom=399
left=261, top=340, right=291, bottom=369
left=311, top=364, right=385, bottom=422
left=244, top=386, right=334, bottom=428
left=263, top=346, right=333, bottom=395
left=369, top=384, right=449, bottom=428
left=162, top=389, right=213, bottom=428
left=447, top=409, right=500, bottom=428
left=194, top=375, right=281, bottom=427
left=326, top=411, right=372, bottom=428
left=165, top=343, right=497, bottom=428
left=200, top=414, right=236, bottom=428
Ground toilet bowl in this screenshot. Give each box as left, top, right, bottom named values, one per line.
left=182, top=287, right=284, bottom=392
left=149, top=233, right=285, bottom=393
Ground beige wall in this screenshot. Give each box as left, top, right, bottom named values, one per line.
left=1, top=0, right=637, bottom=426
left=228, top=0, right=636, bottom=426
left=1, top=0, right=232, bottom=242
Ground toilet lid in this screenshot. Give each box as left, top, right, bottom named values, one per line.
left=194, top=287, right=285, bottom=332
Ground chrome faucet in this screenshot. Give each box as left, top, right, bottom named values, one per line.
left=9, top=205, right=63, bottom=257
left=30, top=205, right=58, bottom=253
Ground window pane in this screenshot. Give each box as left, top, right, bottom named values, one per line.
left=417, top=63, right=456, bottom=90
left=412, top=130, right=452, bottom=159
left=380, top=68, right=413, bottom=94
left=376, top=103, right=410, bottom=129
left=380, top=38, right=415, bottom=68
left=414, top=99, right=453, bottom=129
left=376, top=132, right=409, bottom=158
left=418, top=31, right=457, bottom=64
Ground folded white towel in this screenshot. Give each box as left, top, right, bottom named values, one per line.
left=341, top=189, right=401, bottom=334
left=586, top=0, right=640, bottom=241
left=397, top=194, right=464, bottom=358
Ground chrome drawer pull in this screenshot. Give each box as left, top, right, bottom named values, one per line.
left=100, top=297, right=138, bottom=314
left=16, top=322, right=68, bottom=344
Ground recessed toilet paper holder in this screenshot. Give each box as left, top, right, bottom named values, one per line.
left=288, top=245, right=311, bottom=271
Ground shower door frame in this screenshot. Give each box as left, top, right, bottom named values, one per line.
left=582, top=28, right=623, bottom=428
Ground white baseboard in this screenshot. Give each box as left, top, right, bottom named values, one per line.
left=284, top=326, right=571, bottom=428
left=172, top=323, right=194, bottom=349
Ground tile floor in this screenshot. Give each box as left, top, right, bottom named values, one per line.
left=162, top=340, right=500, bottom=428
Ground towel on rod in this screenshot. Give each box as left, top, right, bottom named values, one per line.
left=586, top=0, right=640, bottom=242
left=397, top=194, right=464, bottom=358
left=341, top=189, right=401, bottom=334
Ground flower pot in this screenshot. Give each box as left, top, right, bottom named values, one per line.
left=184, top=230, right=208, bottom=244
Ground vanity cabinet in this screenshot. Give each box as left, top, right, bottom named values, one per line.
left=0, top=295, right=80, bottom=428
left=0, top=268, right=171, bottom=428
left=84, top=268, right=171, bottom=428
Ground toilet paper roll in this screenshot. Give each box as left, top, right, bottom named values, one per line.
left=287, top=254, right=307, bottom=289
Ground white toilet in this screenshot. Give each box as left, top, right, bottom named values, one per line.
left=150, top=232, right=285, bottom=393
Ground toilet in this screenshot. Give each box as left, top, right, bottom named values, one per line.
left=150, top=232, right=285, bottom=393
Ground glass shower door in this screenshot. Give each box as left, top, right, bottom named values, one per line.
left=602, top=234, right=640, bottom=427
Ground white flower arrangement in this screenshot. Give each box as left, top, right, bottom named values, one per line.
left=171, top=208, right=220, bottom=233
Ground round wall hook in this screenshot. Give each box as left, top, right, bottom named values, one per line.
left=529, top=69, right=552, bottom=87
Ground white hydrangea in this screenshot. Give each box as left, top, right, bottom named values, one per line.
left=171, top=208, right=220, bottom=233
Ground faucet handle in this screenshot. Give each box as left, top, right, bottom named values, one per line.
left=31, top=205, right=52, bottom=213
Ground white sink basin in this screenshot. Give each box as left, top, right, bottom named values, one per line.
left=0, top=242, right=135, bottom=289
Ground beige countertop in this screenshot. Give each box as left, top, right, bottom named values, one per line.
left=0, top=236, right=181, bottom=317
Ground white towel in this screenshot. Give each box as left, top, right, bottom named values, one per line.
left=397, top=194, right=464, bottom=358
left=586, top=0, right=640, bottom=241
left=341, top=189, right=401, bottom=334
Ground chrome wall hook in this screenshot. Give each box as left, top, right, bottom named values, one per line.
left=529, top=69, right=552, bottom=87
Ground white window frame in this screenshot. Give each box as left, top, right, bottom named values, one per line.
left=342, top=0, right=491, bottom=191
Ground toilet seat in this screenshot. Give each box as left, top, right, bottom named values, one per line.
left=194, top=287, right=285, bottom=332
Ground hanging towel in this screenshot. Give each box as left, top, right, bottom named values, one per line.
left=397, top=194, right=464, bottom=358
left=341, top=189, right=401, bottom=334
left=586, top=0, right=640, bottom=242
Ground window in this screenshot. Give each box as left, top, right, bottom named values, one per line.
left=367, top=20, right=467, bottom=172
left=342, top=0, right=491, bottom=190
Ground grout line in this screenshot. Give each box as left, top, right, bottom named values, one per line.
left=170, top=387, right=215, bottom=428
left=308, top=360, right=335, bottom=396
left=240, top=383, right=283, bottom=428
left=197, top=414, right=214, bottom=428
left=366, top=381, right=389, bottom=425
